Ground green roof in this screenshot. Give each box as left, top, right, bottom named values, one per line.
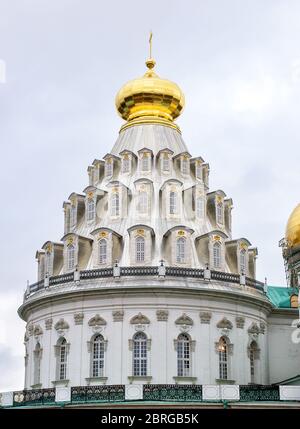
left=267, top=286, right=298, bottom=308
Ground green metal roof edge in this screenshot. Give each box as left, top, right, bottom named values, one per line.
left=266, top=286, right=298, bottom=308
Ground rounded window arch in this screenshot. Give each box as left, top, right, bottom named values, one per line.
left=176, top=237, right=186, bottom=264
left=33, top=342, right=42, bottom=385
left=87, top=198, right=95, bottom=221
left=217, top=202, right=224, bottom=224
left=177, top=333, right=191, bottom=376
left=249, top=340, right=259, bottom=384
left=67, top=244, right=75, bottom=270
left=135, top=236, right=145, bottom=262
left=92, top=334, right=105, bottom=377
left=45, top=251, right=52, bottom=275
left=57, top=337, right=67, bottom=381
left=218, top=336, right=228, bottom=380
left=138, top=191, right=149, bottom=215
left=111, top=192, right=120, bottom=217
left=133, top=332, right=147, bottom=376
left=122, top=156, right=130, bottom=173
left=213, top=241, right=221, bottom=269
left=70, top=204, right=77, bottom=227
left=196, top=196, right=204, bottom=219
left=98, top=238, right=108, bottom=265
left=170, top=191, right=178, bottom=215
left=240, top=248, right=246, bottom=274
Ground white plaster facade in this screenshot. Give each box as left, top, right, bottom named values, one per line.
left=18, top=122, right=300, bottom=391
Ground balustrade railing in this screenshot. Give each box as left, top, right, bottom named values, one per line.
left=12, top=388, right=55, bottom=407
left=71, top=385, right=125, bottom=403
left=239, top=385, right=280, bottom=401
left=143, top=384, right=203, bottom=402
left=26, top=266, right=265, bottom=298
left=3, top=384, right=288, bottom=407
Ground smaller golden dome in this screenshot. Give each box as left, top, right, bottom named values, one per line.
left=115, top=58, right=185, bottom=131
left=285, top=203, right=300, bottom=247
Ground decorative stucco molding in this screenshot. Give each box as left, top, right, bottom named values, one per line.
left=130, top=313, right=150, bottom=325
left=33, top=325, right=43, bottom=337
left=259, top=322, right=266, bottom=334
left=235, top=316, right=245, bottom=329
left=248, top=322, right=260, bottom=335
left=112, top=310, right=124, bottom=322
left=88, top=314, right=107, bottom=327
left=74, top=313, right=84, bottom=325
left=54, top=319, right=70, bottom=332
left=217, top=317, right=233, bottom=330
left=156, top=309, right=169, bottom=321
left=174, top=337, right=196, bottom=352
left=45, top=318, right=53, bottom=330
left=175, top=313, right=193, bottom=326
left=199, top=311, right=212, bottom=324
left=27, top=323, right=34, bottom=336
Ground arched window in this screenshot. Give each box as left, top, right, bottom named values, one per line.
left=67, top=244, right=75, bottom=270
left=217, top=202, right=224, bottom=224
left=162, top=155, right=170, bottom=172
left=105, top=160, right=113, bottom=177
left=122, top=157, right=130, bottom=173
left=218, top=337, right=228, bottom=380
left=33, top=343, right=42, bottom=385
left=40, top=257, right=45, bottom=280
left=111, top=192, right=120, bottom=217
left=138, top=192, right=149, bottom=215
left=45, top=251, right=51, bottom=275
left=70, top=205, right=77, bottom=227
left=181, top=158, right=189, bottom=174
left=87, top=198, right=95, bottom=221
left=196, top=197, right=204, bottom=219
left=170, top=191, right=178, bottom=215
left=133, top=332, right=147, bottom=376
left=141, top=155, right=150, bottom=172
left=92, top=334, right=105, bottom=377
left=240, top=249, right=246, bottom=274
left=249, top=341, right=258, bottom=384
left=136, top=236, right=145, bottom=262
left=213, top=242, right=221, bottom=269
left=176, top=237, right=186, bottom=264
left=196, top=162, right=202, bottom=180
left=98, top=239, right=107, bottom=265
left=58, top=338, right=67, bottom=380
left=177, top=333, right=190, bottom=377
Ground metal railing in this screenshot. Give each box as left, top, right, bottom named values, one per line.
left=143, top=384, right=203, bottom=402
left=12, top=388, right=55, bottom=407
left=71, top=385, right=125, bottom=403
left=239, top=385, right=280, bottom=401
left=25, top=266, right=265, bottom=298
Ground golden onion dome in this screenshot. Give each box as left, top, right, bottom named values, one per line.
left=115, top=58, right=185, bottom=132
left=285, top=203, right=300, bottom=247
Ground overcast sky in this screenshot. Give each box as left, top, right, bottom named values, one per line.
left=0, top=0, right=299, bottom=391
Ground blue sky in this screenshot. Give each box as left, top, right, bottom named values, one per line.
left=0, top=0, right=299, bottom=391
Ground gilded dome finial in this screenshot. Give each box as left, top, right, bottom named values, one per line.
left=115, top=33, right=185, bottom=132
left=146, top=31, right=156, bottom=70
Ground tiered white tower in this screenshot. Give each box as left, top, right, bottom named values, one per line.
left=19, top=55, right=276, bottom=391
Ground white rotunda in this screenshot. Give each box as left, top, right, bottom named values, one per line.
left=14, top=52, right=300, bottom=406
